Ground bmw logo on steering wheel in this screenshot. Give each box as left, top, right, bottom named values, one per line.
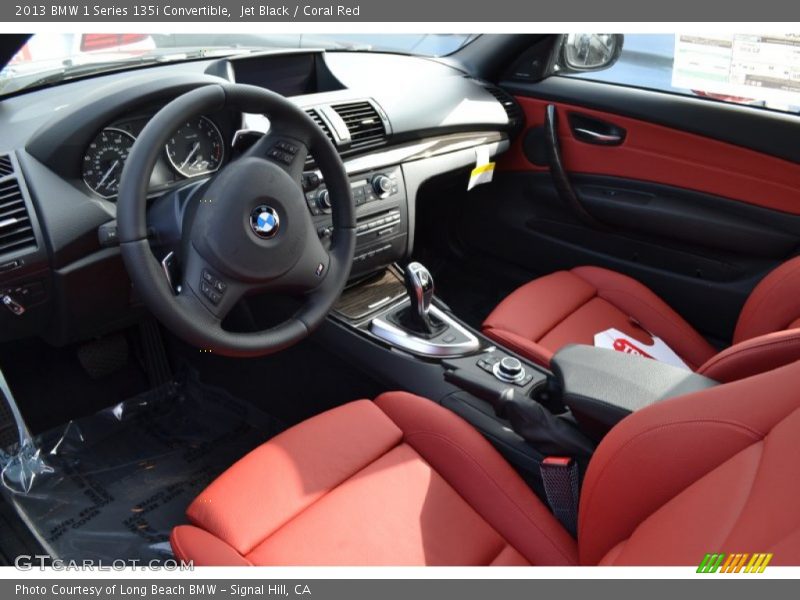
left=250, top=205, right=280, bottom=239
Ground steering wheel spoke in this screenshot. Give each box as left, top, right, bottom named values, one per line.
left=180, top=243, right=251, bottom=322
left=267, top=232, right=331, bottom=293
left=246, top=131, right=308, bottom=187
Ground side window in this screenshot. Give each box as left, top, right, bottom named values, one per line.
left=563, top=34, right=800, bottom=115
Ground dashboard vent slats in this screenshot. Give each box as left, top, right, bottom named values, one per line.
left=0, top=154, right=13, bottom=178
left=305, top=108, right=336, bottom=166
left=0, top=178, right=36, bottom=256
left=483, top=85, right=524, bottom=130
left=331, top=101, right=387, bottom=151
left=305, top=108, right=335, bottom=144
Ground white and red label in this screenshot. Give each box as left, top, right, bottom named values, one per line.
left=594, top=328, right=690, bottom=370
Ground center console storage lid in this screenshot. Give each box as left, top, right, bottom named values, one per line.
left=550, top=344, right=718, bottom=439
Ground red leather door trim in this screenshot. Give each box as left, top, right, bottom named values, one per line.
left=500, top=97, right=800, bottom=215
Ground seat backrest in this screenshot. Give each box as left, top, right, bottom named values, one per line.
left=577, top=359, right=800, bottom=566
left=734, top=256, right=800, bottom=344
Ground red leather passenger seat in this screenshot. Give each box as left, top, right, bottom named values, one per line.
left=171, top=393, right=575, bottom=566
left=483, top=258, right=800, bottom=381
left=171, top=363, right=800, bottom=565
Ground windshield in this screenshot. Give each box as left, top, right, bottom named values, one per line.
left=0, top=33, right=478, bottom=96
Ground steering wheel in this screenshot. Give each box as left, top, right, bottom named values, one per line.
left=117, top=84, right=356, bottom=356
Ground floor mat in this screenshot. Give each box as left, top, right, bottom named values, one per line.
left=0, top=375, right=284, bottom=562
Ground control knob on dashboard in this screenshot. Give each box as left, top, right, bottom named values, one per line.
left=371, top=174, right=392, bottom=198
left=316, top=189, right=332, bottom=210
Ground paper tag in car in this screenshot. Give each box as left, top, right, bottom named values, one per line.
left=467, top=146, right=495, bottom=191
left=594, top=328, right=691, bottom=370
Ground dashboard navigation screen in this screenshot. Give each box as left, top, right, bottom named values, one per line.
left=231, top=53, right=323, bottom=96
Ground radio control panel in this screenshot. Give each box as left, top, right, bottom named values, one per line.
left=303, top=166, right=408, bottom=279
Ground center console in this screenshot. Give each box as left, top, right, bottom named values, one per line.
left=549, top=344, right=717, bottom=439
left=325, top=260, right=722, bottom=489
left=303, top=165, right=409, bottom=279
left=323, top=261, right=596, bottom=507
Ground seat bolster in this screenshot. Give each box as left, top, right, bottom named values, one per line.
left=170, top=525, right=251, bottom=566
left=578, top=359, right=800, bottom=565
left=482, top=327, right=554, bottom=367
left=571, top=266, right=717, bottom=370
left=698, top=329, right=800, bottom=383
left=185, top=399, right=403, bottom=556
left=375, top=391, right=578, bottom=566
left=734, top=256, right=800, bottom=343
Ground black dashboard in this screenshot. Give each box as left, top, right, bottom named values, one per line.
left=0, top=49, right=519, bottom=345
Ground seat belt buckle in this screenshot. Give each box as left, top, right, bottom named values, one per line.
left=540, top=456, right=580, bottom=537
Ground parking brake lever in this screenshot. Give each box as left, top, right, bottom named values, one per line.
left=444, top=368, right=595, bottom=460
left=497, top=392, right=596, bottom=459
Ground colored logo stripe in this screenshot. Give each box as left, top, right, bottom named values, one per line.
left=697, top=553, right=773, bottom=573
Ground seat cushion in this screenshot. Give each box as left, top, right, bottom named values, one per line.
left=171, top=392, right=577, bottom=566
left=483, top=267, right=717, bottom=370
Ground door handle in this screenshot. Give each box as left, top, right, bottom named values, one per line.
left=544, top=104, right=606, bottom=229
left=569, top=113, right=626, bottom=146
left=573, top=128, right=623, bottom=144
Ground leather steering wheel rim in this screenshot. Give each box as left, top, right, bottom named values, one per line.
left=117, top=83, right=356, bottom=357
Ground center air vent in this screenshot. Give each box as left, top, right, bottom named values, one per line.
left=331, top=101, right=387, bottom=151
left=0, top=154, right=13, bottom=178
left=0, top=177, right=36, bottom=256
left=304, top=108, right=337, bottom=166
left=305, top=108, right=335, bottom=145
left=483, top=85, right=524, bottom=131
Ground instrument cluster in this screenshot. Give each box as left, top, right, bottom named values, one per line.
left=81, top=114, right=226, bottom=199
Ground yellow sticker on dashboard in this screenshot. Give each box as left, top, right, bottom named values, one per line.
left=468, top=161, right=495, bottom=190
left=468, top=146, right=495, bottom=191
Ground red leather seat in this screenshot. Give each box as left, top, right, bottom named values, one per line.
left=171, top=367, right=800, bottom=566
left=483, top=259, right=800, bottom=381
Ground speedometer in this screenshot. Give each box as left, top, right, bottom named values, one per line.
left=165, top=116, right=224, bottom=178
left=82, top=128, right=136, bottom=199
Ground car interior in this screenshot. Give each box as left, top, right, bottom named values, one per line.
left=0, top=32, right=799, bottom=567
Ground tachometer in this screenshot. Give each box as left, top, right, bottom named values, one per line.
left=165, top=116, right=224, bottom=178
left=82, top=128, right=136, bottom=199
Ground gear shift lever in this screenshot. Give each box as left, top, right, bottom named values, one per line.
left=404, top=262, right=436, bottom=332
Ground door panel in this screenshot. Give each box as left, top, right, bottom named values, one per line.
left=500, top=96, right=800, bottom=214
left=461, top=78, right=800, bottom=343
left=574, top=178, right=799, bottom=258
left=504, top=76, right=800, bottom=163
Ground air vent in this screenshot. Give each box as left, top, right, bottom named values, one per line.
left=0, top=178, right=36, bottom=256
left=305, top=108, right=336, bottom=165
left=0, top=154, right=12, bottom=178
left=305, top=108, right=335, bottom=145
left=331, top=101, right=387, bottom=151
left=483, top=85, right=524, bottom=131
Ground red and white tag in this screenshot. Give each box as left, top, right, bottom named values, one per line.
left=594, top=328, right=690, bottom=370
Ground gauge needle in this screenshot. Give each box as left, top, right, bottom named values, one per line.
left=180, top=143, right=201, bottom=169
left=98, top=160, right=120, bottom=187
